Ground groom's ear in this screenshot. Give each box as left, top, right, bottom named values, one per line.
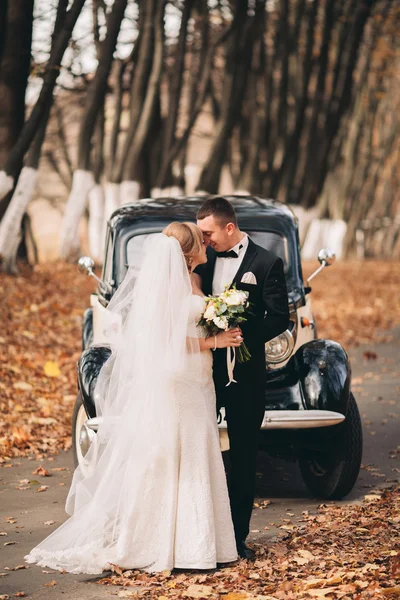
left=226, top=222, right=235, bottom=235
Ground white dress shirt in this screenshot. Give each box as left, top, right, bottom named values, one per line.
left=212, top=234, right=249, bottom=295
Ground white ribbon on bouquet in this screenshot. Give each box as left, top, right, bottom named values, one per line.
left=226, top=346, right=237, bottom=386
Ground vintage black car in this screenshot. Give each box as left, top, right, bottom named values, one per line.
left=74, top=196, right=362, bottom=500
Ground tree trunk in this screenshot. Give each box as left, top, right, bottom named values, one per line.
left=107, top=59, right=127, bottom=180
left=88, top=184, right=105, bottom=262
left=157, top=0, right=194, bottom=189
left=112, top=0, right=157, bottom=184
left=0, top=0, right=33, bottom=170
left=196, top=1, right=256, bottom=193
left=297, top=0, right=335, bottom=202
left=268, top=0, right=319, bottom=200
left=0, top=0, right=86, bottom=209
left=264, top=4, right=281, bottom=180
left=54, top=101, right=74, bottom=184
left=303, top=0, right=375, bottom=208
left=0, top=167, right=37, bottom=273
left=88, top=104, right=105, bottom=262
left=120, top=0, right=164, bottom=187
left=0, top=0, right=69, bottom=272
left=155, top=16, right=230, bottom=190
left=0, top=0, right=34, bottom=217
left=276, top=0, right=290, bottom=145
left=59, top=169, right=96, bottom=261
left=237, top=4, right=266, bottom=193
left=78, top=0, right=128, bottom=171
left=59, top=0, right=128, bottom=260
left=0, top=102, right=53, bottom=273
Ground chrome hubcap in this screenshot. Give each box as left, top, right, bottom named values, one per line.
left=75, top=405, right=96, bottom=463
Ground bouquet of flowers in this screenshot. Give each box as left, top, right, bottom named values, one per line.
left=198, top=284, right=252, bottom=363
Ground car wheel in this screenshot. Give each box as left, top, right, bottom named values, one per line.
left=299, top=393, right=362, bottom=499
left=72, top=392, right=97, bottom=474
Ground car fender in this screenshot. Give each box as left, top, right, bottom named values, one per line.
left=295, top=339, right=351, bottom=415
left=77, top=345, right=111, bottom=418
left=82, top=308, right=93, bottom=350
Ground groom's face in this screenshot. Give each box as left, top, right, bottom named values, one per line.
left=196, top=215, right=235, bottom=252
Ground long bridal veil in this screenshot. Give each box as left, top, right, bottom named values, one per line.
left=25, top=234, right=204, bottom=574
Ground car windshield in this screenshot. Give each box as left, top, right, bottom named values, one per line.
left=126, top=230, right=289, bottom=273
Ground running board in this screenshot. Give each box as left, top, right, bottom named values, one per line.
left=218, top=408, right=345, bottom=430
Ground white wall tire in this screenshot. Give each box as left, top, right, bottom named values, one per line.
left=71, top=392, right=97, bottom=476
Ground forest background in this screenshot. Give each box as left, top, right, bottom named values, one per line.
left=0, top=0, right=399, bottom=273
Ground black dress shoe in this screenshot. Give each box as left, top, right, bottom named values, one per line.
left=236, top=541, right=255, bottom=561
left=216, top=561, right=237, bottom=569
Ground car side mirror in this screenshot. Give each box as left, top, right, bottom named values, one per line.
left=78, top=256, right=112, bottom=294
left=307, top=248, right=336, bottom=283
left=78, top=256, right=95, bottom=275
left=318, top=248, right=336, bottom=267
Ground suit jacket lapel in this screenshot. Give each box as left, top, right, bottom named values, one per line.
left=231, top=238, right=258, bottom=288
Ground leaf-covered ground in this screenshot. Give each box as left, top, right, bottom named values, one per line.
left=0, top=260, right=399, bottom=599
left=0, top=262, right=96, bottom=461
left=95, top=486, right=399, bottom=599
left=0, top=260, right=399, bottom=461
left=303, top=260, right=400, bottom=347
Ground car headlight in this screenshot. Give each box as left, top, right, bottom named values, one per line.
left=265, top=329, right=295, bottom=364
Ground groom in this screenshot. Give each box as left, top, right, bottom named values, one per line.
left=196, top=197, right=290, bottom=560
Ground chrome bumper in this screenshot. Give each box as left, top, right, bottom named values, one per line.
left=218, top=408, right=345, bottom=430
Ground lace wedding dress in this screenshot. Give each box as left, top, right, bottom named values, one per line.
left=170, top=294, right=237, bottom=569
left=25, top=237, right=238, bottom=574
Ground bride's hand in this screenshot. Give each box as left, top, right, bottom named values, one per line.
left=216, top=328, right=243, bottom=348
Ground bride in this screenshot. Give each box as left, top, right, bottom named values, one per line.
left=25, top=222, right=243, bottom=574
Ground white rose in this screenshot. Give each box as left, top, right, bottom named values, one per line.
left=213, top=316, right=229, bottom=330
left=225, top=292, right=245, bottom=306
left=203, top=304, right=216, bottom=320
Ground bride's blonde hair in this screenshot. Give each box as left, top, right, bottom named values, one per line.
left=163, top=222, right=204, bottom=273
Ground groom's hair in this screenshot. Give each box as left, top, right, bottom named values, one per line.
left=196, top=196, right=238, bottom=227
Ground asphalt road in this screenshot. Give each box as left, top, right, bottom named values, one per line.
left=1, top=329, right=399, bottom=599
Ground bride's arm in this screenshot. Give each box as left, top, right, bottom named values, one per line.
left=197, top=329, right=243, bottom=351
left=198, top=336, right=217, bottom=351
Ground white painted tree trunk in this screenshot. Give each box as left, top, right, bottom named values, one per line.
left=234, top=188, right=250, bottom=195
left=59, top=169, right=95, bottom=260
left=0, top=167, right=38, bottom=273
left=0, top=171, right=15, bottom=202
left=99, top=182, right=121, bottom=259
left=120, top=180, right=140, bottom=205
left=301, top=219, right=347, bottom=260
left=151, top=185, right=184, bottom=199
left=289, top=205, right=320, bottom=246
left=88, top=184, right=105, bottom=263
left=104, top=182, right=121, bottom=216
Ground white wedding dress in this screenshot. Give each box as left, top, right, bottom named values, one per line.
left=25, top=236, right=238, bottom=574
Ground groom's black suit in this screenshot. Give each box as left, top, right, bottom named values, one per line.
left=197, top=238, right=289, bottom=543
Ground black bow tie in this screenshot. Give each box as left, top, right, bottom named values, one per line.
left=215, top=244, right=243, bottom=259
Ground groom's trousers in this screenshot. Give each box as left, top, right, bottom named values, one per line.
left=214, top=349, right=266, bottom=543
